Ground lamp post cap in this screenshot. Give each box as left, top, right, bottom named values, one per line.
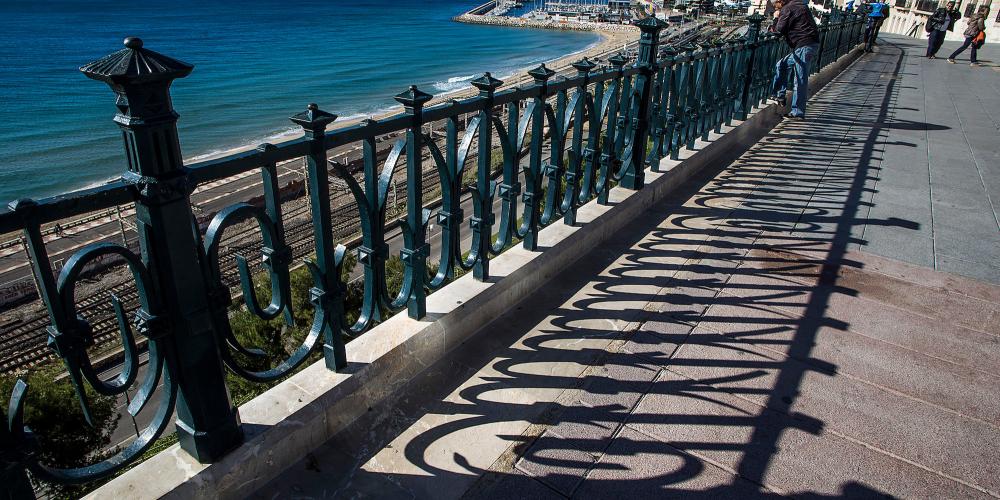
left=634, top=15, right=669, bottom=33
left=80, top=36, right=193, bottom=85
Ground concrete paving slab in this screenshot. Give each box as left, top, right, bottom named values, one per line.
left=630, top=370, right=989, bottom=498
left=667, top=327, right=1000, bottom=495
left=573, top=427, right=775, bottom=499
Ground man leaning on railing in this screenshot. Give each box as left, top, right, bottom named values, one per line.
left=768, top=0, right=821, bottom=120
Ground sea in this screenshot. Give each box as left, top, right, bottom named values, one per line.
left=0, top=0, right=599, bottom=202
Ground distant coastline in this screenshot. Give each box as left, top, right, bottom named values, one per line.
left=184, top=23, right=633, bottom=167
left=0, top=0, right=615, bottom=201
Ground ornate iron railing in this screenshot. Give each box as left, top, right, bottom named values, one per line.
left=0, top=13, right=864, bottom=496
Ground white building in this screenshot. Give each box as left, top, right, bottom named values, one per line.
left=876, top=0, right=998, bottom=43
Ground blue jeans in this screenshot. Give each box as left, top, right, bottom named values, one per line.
left=948, top=36, right=980, bottom=63
left=771, top=43, right=819, bottom=117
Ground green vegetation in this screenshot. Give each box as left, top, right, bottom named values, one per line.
left=0, top=366, right=118, bottom=499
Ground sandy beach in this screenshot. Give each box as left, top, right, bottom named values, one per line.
left=187, top=29, right=638, bottom=167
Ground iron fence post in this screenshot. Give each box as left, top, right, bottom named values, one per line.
left=737, top=13, right=764, bottom=121
left=621, top=15, right=667, bottom=191
left=522, top=64, right=555, bottom=250
left=394, top=86, right=433, bottom=317
left=818, top=12, right=831, bottom=72
left=289, top=103, right=348, bottom=370
left=563, top=58, right=596, bottom=225
left=469, top=74, right=502, bottom=280
left=80, top=37, right=243, bottom=462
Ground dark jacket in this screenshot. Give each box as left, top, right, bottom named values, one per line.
left=930, top=7, right=961, bottom=31
left=773, top=2, right=820, bottom=49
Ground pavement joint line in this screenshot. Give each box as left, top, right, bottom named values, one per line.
left=974, top=94, right=1000, bottom=131
left=715, top=278, right=1000, bottom=343
left=946, top=78, right=1000, bottom=233
left=690, top=301, right=1000, bottom=428
left=798, top=50, right=894, bottom=243
left=822, top=427, right=1000, bottom=499
left=740, top=243, right=1000, bottom=310
left=621, top=410, right=791, bottom=497
left=919, top=47, right=939, bottom=272
left=656, top=363, right=999, bottom=498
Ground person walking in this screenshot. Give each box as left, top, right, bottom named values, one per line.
left=926, top=1, right=961, bottom=58
left=769, top=0, right=820, bottom=119
left=948, top=6, right=990, bottom=65
left=864, top=0, right=891, bottom=52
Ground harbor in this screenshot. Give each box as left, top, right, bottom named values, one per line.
left=455, top=0, right=647, bottom=32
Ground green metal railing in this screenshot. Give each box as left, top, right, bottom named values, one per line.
left=0, top=13, right=863, bottom=496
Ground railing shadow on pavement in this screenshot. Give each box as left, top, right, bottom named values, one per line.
left=261, top=40, right=931, bottom=500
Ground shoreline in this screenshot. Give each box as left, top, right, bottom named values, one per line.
left=2, top=25, right=635, bottom=243
left=181, top=28, right=633, bottom=167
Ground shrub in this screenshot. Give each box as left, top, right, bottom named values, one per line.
left=0, top=365, right=118, bottom=498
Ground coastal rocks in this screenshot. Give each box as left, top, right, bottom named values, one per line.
left=453, top=14, right=640, bottom=34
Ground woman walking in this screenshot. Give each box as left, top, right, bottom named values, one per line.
left=948, top=6, right=989, bottom=66
left=926, top=1, right=961, bottom=58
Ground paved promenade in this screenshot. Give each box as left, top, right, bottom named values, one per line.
left=255, top=37, right=1000, bottom=499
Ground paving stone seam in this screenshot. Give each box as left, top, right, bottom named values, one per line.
left=560, top=373, right=663, bottom=498
left=719, top=255, right=1000, bottom=338
left=656, top=364, right=1000, bottom=498
left=718, top=265, right=1000, bottom=345
left=711, top=283, right=1000, bottom=382
left=743, top=246, right=1000, bottom=309
left=716, top=282, right=1000, bottom=386
left=685, top=310, right=1000, bottom=430
left=621, top=396, right=792, bottom=497
left=820, top=53, right=893, bottom=252
left=918, top=45, right=941, bottom=274
left=946, top=80, right=1000, bottom=232
left=975, top=94, right=1000, bottom=132
left=506, top=333, right=662, bottom=497
left=821, top=426, right=1000, bottom=498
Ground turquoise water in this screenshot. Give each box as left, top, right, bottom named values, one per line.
left=0, top=0, right=598, bottom=201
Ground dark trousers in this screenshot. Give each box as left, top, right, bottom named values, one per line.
left=926, top=29, right=947, bottom=56
left=864, top=17, right=885, bottom=51
left=948, top=36, right=980, bottom=63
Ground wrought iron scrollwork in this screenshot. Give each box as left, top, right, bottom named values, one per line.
left=334, top=136, right=421, bottom=331
left=2, top=235, right=176, bottom=485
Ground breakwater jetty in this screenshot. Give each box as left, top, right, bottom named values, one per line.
left=455, top=0, right=641, bottom=34
left=454, top=12, right=640, bottom=33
